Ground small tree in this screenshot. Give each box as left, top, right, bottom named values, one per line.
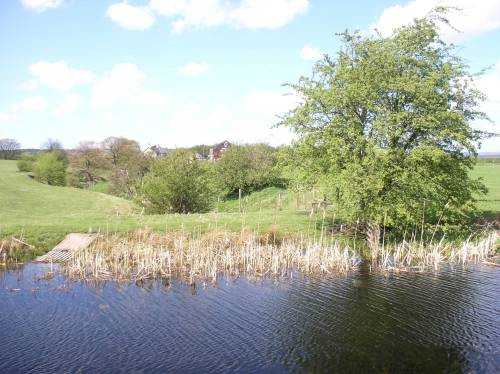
left=280, top=10, right=489, bottom=231
left=217, top=145, right=252, bottom=196
left=67, top=141, right=109, bottom=188
left=42, top=138, right=63, bottom=152
left=246, top=144, right=281, bottom=190
left=102, top=137, right=141, bottom=166
left=42, top=138, right=68, bottom=166
left=33, top=152, right=66, bottom=186
left=140, top=150, right=219, bottom=214
left=217, top=144, right=281, bottom=196
left=0, top=138, right=21, bottom=159
left=102, top=137, right=150, bottom=198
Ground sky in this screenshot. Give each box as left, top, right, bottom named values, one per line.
left=0, top=0, right=499, bottom=152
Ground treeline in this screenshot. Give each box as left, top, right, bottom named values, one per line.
left=15, top=137, right=283, bottom=214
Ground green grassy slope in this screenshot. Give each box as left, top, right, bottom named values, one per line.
left=0, top=161, right=314, bottom=256
left=471, top=162, right=500, bottom=213
left=0, top=161, right=134, bottom=226
left=217, top=187, right=295, bottom=213
left=0, top=160, right=135, bottom=255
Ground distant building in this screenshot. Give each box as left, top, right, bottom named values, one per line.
left=194, top=152, right=206, bottom=161
left=144, top=145, right=170, bottom=158
left=209, top=140, right=231, bottom=161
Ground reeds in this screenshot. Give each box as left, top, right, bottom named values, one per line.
left=62, top=229, right=360, bottom=283
left=373, top=231, right=498, bottom=272
left=57, top=227, right=499, bottom=282
left=0, top=234, right=33, bottom=264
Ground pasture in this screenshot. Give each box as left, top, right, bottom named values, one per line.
left=1, top=159, right=498, bottom=259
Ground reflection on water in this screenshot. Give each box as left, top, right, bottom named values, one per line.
left=1, top=263, right=499, bottom=373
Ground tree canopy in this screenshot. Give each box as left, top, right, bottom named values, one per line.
left=280, top=11, right=489, bottom=230
left=0, top=138, right=20, bottom=160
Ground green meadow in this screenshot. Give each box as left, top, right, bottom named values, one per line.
left=471, top=162, right=500, bottom=214
left=0, top=160, right=316, bottom=258
left=1, top=159, right=498, bottom=260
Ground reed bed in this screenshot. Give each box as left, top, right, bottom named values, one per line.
left=373, top=231, right=498, bottom=272
left=62, top=229, right=360, bottom=284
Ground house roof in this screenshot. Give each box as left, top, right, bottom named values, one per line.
left=213, top=140, right=230, bottom=152
left=146, top=145, right=170, bottom=156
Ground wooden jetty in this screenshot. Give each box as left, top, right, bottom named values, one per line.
left=35, top=233, right=97, bottom=263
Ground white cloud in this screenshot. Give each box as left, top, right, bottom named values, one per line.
left=147, top=0, right=309, bottom=33
left=12, top=96, right=47, bottom=112
left=477, top=62, right=500, bottom=109
left=373, top=0, right=500, bottom=42
left=106, top=2, right=156, bottom=31
left=0, top=96, right=47, bottom=122
left=29, top=61, right=95, bottom=92
left=19, top=80, right=39, bottom=92
left=21, top=0, right=63, bottom=12
left=54, top=94, right=80, bottom=117
left=179, top=61, right=209, bottom=76
left=476, top=61, right=500, bottom=141
left=243, top=90, right=301, bottom=116
left=0, top=112, right=18, bottom=122
left=158, top=90, right=300, bottom=147
left=91, top=63, right=168, bottom=109
left=300, top=44, right=322, bottom=61
left=151, top=0, right=227, bottom=33
left=230, top=0, right=309, bottom=30
left=241, top=90, right=301, bottom=143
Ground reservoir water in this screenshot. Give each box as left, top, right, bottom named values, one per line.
left=1, top=263, right=498, bottom=373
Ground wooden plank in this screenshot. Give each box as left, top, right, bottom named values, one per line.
left=35, top=233, right=96, bottom=263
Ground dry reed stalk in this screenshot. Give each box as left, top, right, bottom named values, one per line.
left=373, top=231, right=497, bottom=272
left=62, top=229, right=360, bottom=284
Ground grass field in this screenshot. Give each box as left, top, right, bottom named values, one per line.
left=1, top=159, right=498, bottom=260
left=0, top=160, right=317, bottom=258
left=471, top=162, right=500, bottom=213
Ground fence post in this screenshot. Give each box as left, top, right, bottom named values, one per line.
left=239, top=188, right=242, bottom=213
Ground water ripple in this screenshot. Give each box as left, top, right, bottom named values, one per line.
left=0, top=263, right=498, bottom=373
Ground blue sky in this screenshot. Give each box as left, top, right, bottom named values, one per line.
left=0, top=0, right=499, bottom=152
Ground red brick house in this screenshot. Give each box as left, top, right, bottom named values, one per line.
left=209, top=140, right=231, bottom=161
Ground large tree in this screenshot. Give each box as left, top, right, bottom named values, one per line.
left=102, top=137, right=142, bottom=166
left=280, top=11, right=490, bottom=231
left=102, top=137, right=150, bottom=198
left=0, top=138, right=21, bottom=159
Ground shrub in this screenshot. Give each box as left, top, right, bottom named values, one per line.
left=246, top=144, right=282, bottom=190
left=16, top=154, right=36, bottom=172
left=139, top=150, right=219, bottom=213
left=33, top=152, right=66, bottom=186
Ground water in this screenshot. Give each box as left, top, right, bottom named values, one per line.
left=1, top=263, right=499, bottom=373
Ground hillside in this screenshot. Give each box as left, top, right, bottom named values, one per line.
left=0, top=160, right=134, bottom=226
left=0, top=160, right=313, bottom=256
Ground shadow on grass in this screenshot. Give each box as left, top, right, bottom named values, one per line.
left=472, top=209, right=499, bottom=229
